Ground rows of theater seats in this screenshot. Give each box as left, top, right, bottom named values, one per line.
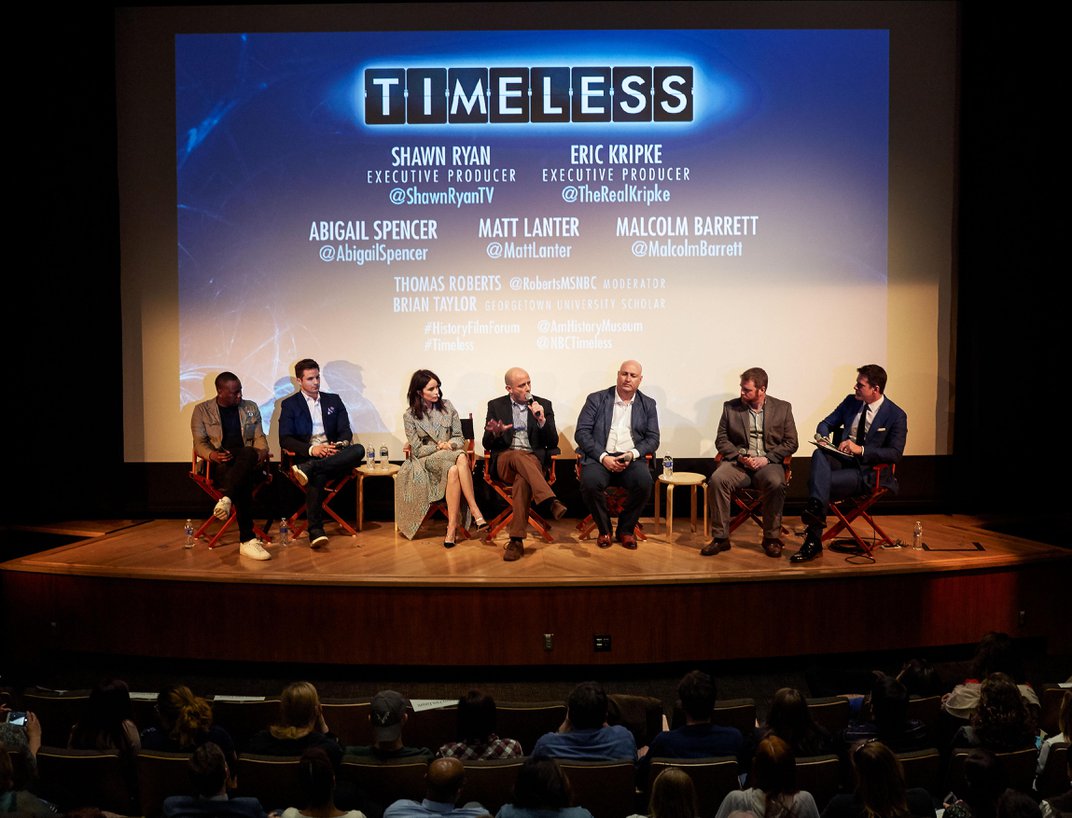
left=7, top=684, right=1070, bottom=818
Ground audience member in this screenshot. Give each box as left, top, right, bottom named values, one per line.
left=497, top=758, right=594, bottom=818
left=715, top=736, right=819, bottom=818
left=344, top=690, right=433, bottom=762
left=437, top=691, right=522, bottom=760
left=995, top=791, right=1042, bottom=818
left=141, top=685, right=237, bottom=764
left=648, top=671, right=746, bottom=765
left=163, top=741, right=266, bottom=818
left=821, top=739, right=935, bottom=818
left=246, top=682, right=342, bottom=769
left=281, top=747, right=365, bottom=818
left=383, top=757, right=486, bottom=818
left=951, top=673, right=1037, bottom=753
left=68, top=677, right=141, bottom=756
left=1036, top=690, right=1071, bottom=783
left=943, top=633, right=1039, bottom=722
left=630, top=768, right=698, bottom=818
left=0, top=702, right=41, bottom=783
left=1040, top=754, right=1072, bottom=818
left=762, top=688, right=837, bottom=759
left=943, top=749, right=1007, bottom=818
left=842, top=674, right=927, bottom=753
left=0, top=742, right=55, bottom=816
left=531, top=682, right=636, bottom=761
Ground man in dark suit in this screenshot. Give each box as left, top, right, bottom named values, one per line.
left=705, top=367, right=798, bottom=558
left=793, top=363, right=908, bottom=563
left=482, top=367, right=566, bottom=562
left=574, top=360, right=660, bottom=550
left=279, top=358, right=366, bottom=547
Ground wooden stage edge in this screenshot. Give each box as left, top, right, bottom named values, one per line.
left=3, top=515, right=1069, bottom=668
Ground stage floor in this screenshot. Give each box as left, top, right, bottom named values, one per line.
left=3, top=515, right=1068, bottom=666
left=1, top=513, right=1064, bottom=587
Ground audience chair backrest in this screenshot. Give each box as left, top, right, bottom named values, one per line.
left=806, top=696, right=851, bottom=737
left=905, top=695, right=943, bottom=736
left=496, top=701, right=568, bottom=753
left=794, top=754, right=841, bottom=813
left=210, top=697, right=280, bottom=750
left=557, top=759, right=639, bottom=818
left=647, top=756, right=739, bottom=818
left=339, top=756, right=430, bottom=818
left=608, top=693, right=664, bottom=749
left=35, top=745, right=135, bottom=815
left=136, top=749, right=195, bottom=818
left=461, top=758, right=525, bottom=816
left=895, top=747, right=941, bottom=797
left=319, top=698, right=372, bottom=747
left=21, top=689, right=90, bottom=747
left=236, top=753, right=304, bottom=814
left=402, top=705, right=457, bottom=753
left=946, top=746, right=1038, bottom=795
left=713, top=698, right=758, bottom=736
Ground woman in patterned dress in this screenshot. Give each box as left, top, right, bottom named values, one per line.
left=396, top=369, right=486, bottom=546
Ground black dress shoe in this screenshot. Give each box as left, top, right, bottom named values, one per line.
left=790, top=530, right=823, bottom=563
left=700, top=537, right=731, bottom=556
left=801, top=498, right=825, bottom=528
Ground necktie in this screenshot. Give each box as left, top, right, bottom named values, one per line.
left=854, top=405, right=868, bottom=445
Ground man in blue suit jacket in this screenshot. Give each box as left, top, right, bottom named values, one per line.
left=279, top=358, right=366, bottom=546
left=793, top=364, right=908, bottom=563
left=575, top=360, right=660, bottom=550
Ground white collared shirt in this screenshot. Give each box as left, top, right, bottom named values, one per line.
left=850, top=395, right=884, bottom=452
left=303, top=391, right=328, bottom=448
left=602, top=393, right=639, bottom=459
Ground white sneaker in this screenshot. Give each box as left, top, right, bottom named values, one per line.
left=213, top=496, right=232, bottom=520
left=291, top=464, right=309, bottom=487
left=239, top=538, right=271, bottom=560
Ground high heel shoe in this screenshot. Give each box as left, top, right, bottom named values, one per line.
left=473, top=517, right=488, bottom=532
left=443, top=531, right=456, bottom=549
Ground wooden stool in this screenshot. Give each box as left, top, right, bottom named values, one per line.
left=354, top=463, right=400, bottom=531
left=654, top=472, right=708, bottom=539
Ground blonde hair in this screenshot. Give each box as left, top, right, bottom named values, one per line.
left=270, top=681, right=321, bottom=740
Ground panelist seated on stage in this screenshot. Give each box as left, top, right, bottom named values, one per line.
left=279, top=357, right=366, bottom=548
left=191, top=371, right=271, bottom=561
left=396, top=368, right=487, bottom=548
left=704, top=366, right=798, bottom=559
left=792, top=363, right=907, bottom=564
left=482, top=367, right=567, bottom=563
left=574, top=359, right=659, bottom=551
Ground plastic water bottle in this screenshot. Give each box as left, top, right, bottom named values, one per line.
left=183, top=519, right=195, bottom=548
left=662, top=453, right=673, bottom=478
left=912, top=520, right=923, bottom=550
left=279, top=518, right=291, bottom=546
left=366, top=445, right=376, bottom=469
left=379, top=444, right=389, bottom=466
